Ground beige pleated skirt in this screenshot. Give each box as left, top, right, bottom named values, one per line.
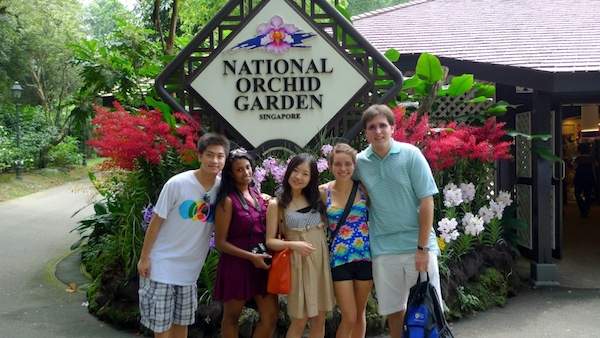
left=284, top=226, right=335, bottom=319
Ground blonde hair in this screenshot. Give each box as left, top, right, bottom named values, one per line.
left=328, top=143, right=357, bottom=167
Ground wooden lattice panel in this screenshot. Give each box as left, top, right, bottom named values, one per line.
left=430, top=93, right=494, bottom=122
left=516, top=183, right=533, bottom=249
left=515, top=111, right=532, bottom=178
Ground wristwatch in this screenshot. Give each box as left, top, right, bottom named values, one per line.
left=417, top=245, right=430, bottom=252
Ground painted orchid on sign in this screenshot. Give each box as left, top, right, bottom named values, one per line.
left=232, top=15, right=316, bottom=54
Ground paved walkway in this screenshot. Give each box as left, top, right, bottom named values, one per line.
left=2, top=181, right=600, bottom=337
left=449, top=287, right=600, bottom=337
left=557, top=202, right=600, bottom=288
left=0, top=180, right=131, bottom=338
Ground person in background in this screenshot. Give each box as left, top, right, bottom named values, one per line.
left=320, top=143, right=372, bottom=338
left=574, top=142, right=598, bottom=218
left=266, top=153, right=335, bottom=338
left=137, top=133, right=229, bottom=338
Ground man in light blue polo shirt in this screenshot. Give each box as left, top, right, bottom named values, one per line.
left=354, top=104, right=442, bottom=338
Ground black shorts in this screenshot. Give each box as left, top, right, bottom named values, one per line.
left=331, top=261, right=373, bottom=282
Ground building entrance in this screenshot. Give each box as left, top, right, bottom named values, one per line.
left=557, top=110, right=600, bottom=288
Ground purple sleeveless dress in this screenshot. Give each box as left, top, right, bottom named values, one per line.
left=213, top=189, right=269, bottom=301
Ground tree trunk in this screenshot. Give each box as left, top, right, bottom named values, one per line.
left=152, top=0, right=166, bottom=51
left=29, top=61, right=51, bottom=114
left=165, top=0, right=179, bottom=55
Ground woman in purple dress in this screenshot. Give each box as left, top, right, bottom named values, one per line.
left=213, top=149, right=278, bottom=338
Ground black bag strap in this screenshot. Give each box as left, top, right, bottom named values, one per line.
left=329, top=180, right=359, bottom=249
left=415, top=272, right=455, bottom=338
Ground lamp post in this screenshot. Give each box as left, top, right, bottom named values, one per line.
left=11, top=81, right=23, bottom=180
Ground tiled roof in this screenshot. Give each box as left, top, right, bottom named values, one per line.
left=352, top=0, right=600, bottom=73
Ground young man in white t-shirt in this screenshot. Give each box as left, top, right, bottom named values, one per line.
left=137, top=133, right=229, bottom=338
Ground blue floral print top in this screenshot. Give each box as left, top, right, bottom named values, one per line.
left=325, top=186, right=371, bottom=268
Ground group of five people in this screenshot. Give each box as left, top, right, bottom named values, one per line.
left=137, top=104, right=443, bottom=338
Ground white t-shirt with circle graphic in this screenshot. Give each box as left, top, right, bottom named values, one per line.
left=150, top=170, right=219, bottom=286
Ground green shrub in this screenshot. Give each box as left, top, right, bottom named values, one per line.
left=48, top=136, right=83, bottom=167
left=0, top=125, right=17, bottom=172
left=448, top=267, right=508, bottom=318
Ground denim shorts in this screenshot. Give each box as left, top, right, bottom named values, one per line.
left=331, top=260, right=373, bottom=282
left=138, top=278, right=198, bottom=333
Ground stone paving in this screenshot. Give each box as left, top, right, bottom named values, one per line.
left=2, top=182, right=600, bottom=337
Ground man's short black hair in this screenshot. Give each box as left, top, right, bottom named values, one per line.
left=197, top=133, right=230, bottom=154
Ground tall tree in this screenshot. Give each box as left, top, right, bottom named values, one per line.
left=1, top=0, right=83, bottom=124
left=84, top=0, right=135, bottom=40
left=0, top=0, right=84, bottom=167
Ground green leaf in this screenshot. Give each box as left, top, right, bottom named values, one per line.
left=93, top=202, right=108, bottom=215
left=335, top=4, right=352, bottom=21
left=145, top=96, right=175, bottom=128
left=416, top=53, right=443, bottom=84
left=486, top=102, right=509, bottom=115
left=533, top=145, right=561, bottom=162
left=402, top=75, right=427, bottom=96
left=507, top=131, right=552, bottom=141
left=138, top=63, right=162, bottom=77
left=447, top=74, right=474, bottom=96
left=403, top=76, right=424, bottom=90
left=474, top=83, right=496, bottom=98
left=384, top=48, right=400, bottom=62
left=375, top=79, right=394, bottom=87
left=468, top=96, right=490, bottom=103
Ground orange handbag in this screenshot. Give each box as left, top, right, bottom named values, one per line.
left=267, top=247, right=291, bottom=294
left=267, top=206, right=291, bottom=294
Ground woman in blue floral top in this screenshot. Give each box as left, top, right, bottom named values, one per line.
left=319, top=143, right=372, bottom=338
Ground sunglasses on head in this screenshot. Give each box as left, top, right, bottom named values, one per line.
left=230, top=148, right=248, bottom=156
left=200, top=192, right=210, bottom=215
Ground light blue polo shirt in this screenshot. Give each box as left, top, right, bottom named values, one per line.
left=355, top=141, right=439, bottom=257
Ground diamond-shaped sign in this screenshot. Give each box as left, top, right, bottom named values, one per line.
left=156, top=0, right=403, bottom=151
left=188, top=0, right=369, bottom=148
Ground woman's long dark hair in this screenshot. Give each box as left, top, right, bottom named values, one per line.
left=215, top=150, right=256, bottom=209
left=278, top=153, right=323, bottom=214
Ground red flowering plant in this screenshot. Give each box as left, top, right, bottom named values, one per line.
left=391, top=105, right=515, bottom=258
left=392, top=106, right=512, bottom=172
left=88, top=101, right=200, bottom=170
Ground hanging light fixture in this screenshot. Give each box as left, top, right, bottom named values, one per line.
left=580, top=104, right=600, bottom=138
left=580, top=104, right=599, bottom=132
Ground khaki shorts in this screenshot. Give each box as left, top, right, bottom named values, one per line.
left=372, top=252, right=443, bottom=316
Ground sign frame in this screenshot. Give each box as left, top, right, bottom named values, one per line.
left=156, top=0, right=403, bottom=152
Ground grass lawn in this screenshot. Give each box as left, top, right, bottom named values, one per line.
left=0, top=158, right=104, bottom=202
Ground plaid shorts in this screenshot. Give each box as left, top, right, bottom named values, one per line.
left=138, top=278, right=198, bottom=333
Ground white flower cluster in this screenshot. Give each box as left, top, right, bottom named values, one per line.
left=459, top=182, right=476, bottom=203
left=437, top=217, right=459, bottom=243
left=439, top=182, right=514, bottom=243
left=443, top=183, right=463, bottom=207
left=477, top=190, right=514, bottom=224
left=462, top=212, right=485, bottom=236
